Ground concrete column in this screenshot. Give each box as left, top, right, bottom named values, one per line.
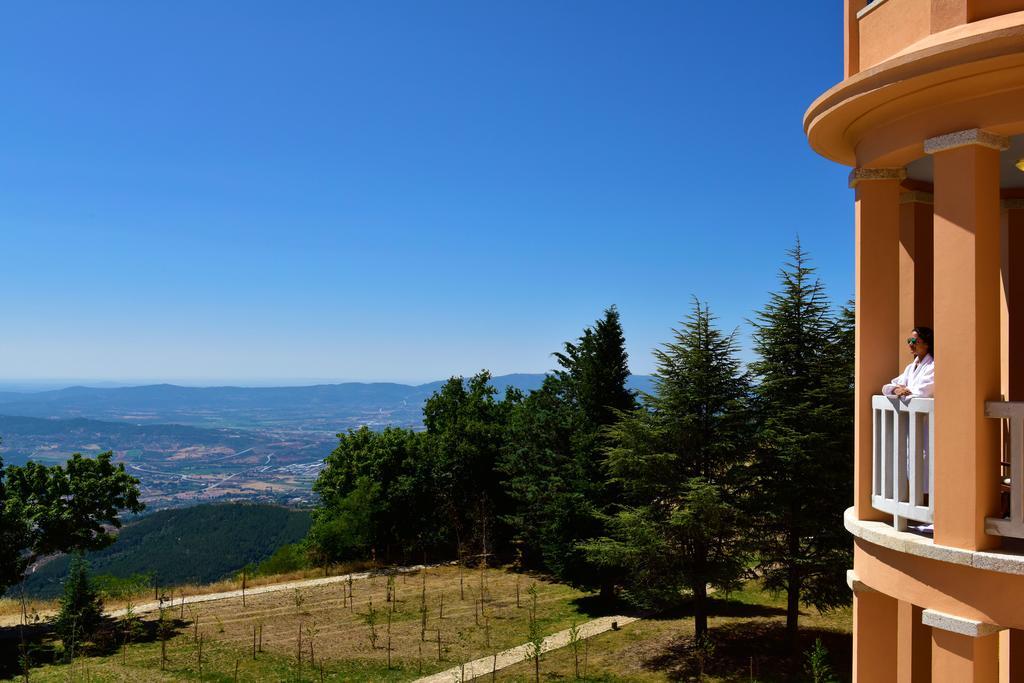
left=1002, top=201, right=1024, bottom=401
left=852, top=168, right=905, bottom=521
left=932, top=631, right=999, bottom=683
left=927, top=129, right=1008, bottom=551
left=853, top=581, right=898, bottom=683
left=1000, top=628, right=1024, bottom=683
left=897, top=601, right=931, bottom=683
left=924, top=609, right=1001, bottom=683
left=900, top=192, right=934, bottom=333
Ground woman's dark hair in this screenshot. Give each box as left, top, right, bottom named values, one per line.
left=913, top=326, right=934, bottom=357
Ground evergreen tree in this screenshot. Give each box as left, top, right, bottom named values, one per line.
left=502, top=307, right=635, bottom=597
left=747, top=243, right=853, bottom=649
left=500, top=377, right=578, bottom=568
left=554, top=305, right=635, bottom=429
left=585, top=300, right=751, bottom=638
left=54, top=554, right=104, bottom=659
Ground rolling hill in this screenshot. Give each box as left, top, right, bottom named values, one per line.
left=21, top=503, right=312, bottom=597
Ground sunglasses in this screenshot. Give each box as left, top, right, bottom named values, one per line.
left=907, top=337, right=920, bottom=345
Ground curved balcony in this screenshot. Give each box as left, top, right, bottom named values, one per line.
left=804, top=10, right=1024, bottom=167
left=855, top=0, right=1024, bottom=72
left=871, top=396, right=1024, bottom=540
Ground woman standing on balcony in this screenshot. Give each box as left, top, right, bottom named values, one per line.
left=884, top=328, right=935, bottom=508
left=883, top=327, right=934, bottom=399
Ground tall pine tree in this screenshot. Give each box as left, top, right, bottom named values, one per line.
left=585, top=299, right=751, bottom=639
left=502, top=306, right=635, bottom=597
left=748, top=243, right=853, bottom=649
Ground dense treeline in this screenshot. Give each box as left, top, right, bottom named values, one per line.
left=310, top=243, right=853, bottom=646
left=23, top=503, right=311, bottom=597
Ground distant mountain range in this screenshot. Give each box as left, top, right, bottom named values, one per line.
left=0, top=374, right=655, bottom=508
left=0, top=374, right=655, bottom=431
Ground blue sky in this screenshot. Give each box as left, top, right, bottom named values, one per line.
left=0, top=2, right=852, bottom=385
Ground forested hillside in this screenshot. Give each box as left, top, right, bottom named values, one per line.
left=22, top=503, right=311, bottom=597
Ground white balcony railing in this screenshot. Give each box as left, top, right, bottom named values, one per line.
left=872, top=395, right=934, bottom=530
left=985, top=401, right=1024, bottom=538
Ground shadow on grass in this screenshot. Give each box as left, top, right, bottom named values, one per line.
left=0, top=615, right=189, bottom=679
left=643, top=620, right=851, bottom=683
left=651, top=596, right=788, bottom=621
left=569, top=594, right=641, bottom=619
left=570, top=593, right=789, bottom=623
left=0, top=622, right=56, bottom=679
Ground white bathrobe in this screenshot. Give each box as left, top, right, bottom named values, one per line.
left=883, top=354, right=934, bottom=399
left=882, top=353, right=934, bottom=498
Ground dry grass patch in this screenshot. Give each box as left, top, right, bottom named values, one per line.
left=0, top=560, right=378, bottom=626
left=12, top=565, right=598, bottom=682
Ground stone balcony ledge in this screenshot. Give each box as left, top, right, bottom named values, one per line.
left=844, top=507, right=1024, bottom=575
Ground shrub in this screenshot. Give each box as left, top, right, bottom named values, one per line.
left=805, top=637, right=836, bottom=683
left=253, top=542, right=311, bottom=576
left=94, top=572, right=153, bottom=600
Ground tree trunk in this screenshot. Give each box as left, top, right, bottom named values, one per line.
left=786, top=564, right=800, bottom=653
left=786, top=518, right=801, bottom=653
left=693, top=581, right=708, bottom=641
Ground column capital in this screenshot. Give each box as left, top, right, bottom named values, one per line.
left=922, top=609, right=1003, bottom=637
left=849, top=167, right=906, bottom=188
left=924, top=128, right=1010, bottom=155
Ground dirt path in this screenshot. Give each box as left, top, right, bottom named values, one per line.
left=414, top=614, right=640, bottom=683
left=0, top=564, right=430, bottom=627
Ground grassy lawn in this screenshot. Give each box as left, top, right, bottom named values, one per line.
left=495, top=581, right=852, bottom=683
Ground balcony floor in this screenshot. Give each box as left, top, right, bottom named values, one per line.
left=845, top=507, right=1024, bottom=575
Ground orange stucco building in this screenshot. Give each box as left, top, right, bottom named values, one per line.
left=805, top=2, right=1024, bottom=681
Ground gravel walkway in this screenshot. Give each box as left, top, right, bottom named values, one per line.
left=1, top=564, right=430, bottom=627
left=414, top=614, right=640, bottom=683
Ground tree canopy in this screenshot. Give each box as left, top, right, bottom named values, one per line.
left=585, top=299, right=752, bottom=638
left=0, top=449, right=144, bottom=594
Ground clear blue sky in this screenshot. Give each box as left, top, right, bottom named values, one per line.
left=0, top=1, right=852, bottom=385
